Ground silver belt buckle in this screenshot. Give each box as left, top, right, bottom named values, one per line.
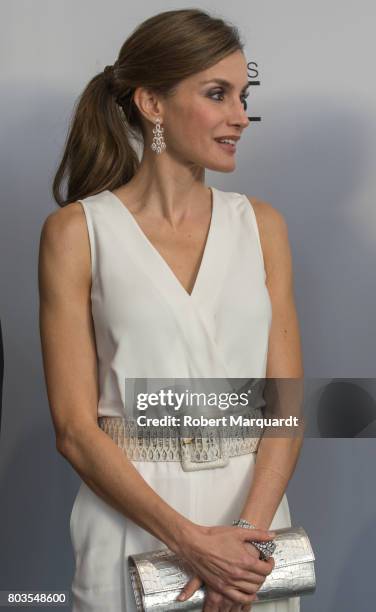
left=179, top=427, right=229, bottom=472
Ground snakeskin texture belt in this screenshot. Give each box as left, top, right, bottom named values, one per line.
left=98, top=416, right=262, bottom=472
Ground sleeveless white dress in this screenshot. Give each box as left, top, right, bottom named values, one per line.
left=70, top=187, right=300, bottom=611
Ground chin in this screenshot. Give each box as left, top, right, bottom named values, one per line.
left=204, top=160, right=236, bottom=172
left=184, top=148, right=236, bottom=172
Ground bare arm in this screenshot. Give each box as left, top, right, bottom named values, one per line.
left=38, top=203, right=193, bottom=551
left=237, top=198, right=304, bottom=530
left=38, top=202, right=274, bottom=606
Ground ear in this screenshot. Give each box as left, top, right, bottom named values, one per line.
left=132, top=86, right=164, bottom=125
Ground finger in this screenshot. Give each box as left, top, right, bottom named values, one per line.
left=203, top=602, right=219, bottom=612
left=226, top=569, right=267, bottom=588
left=176, top=575, right=203, bottom=602
left=242, top=555, right=275, bottom=576
left=204, top=589, right=232, bottom=612
left=229, top=603, right=245, bottom=612
left=203, top=589, right=221, bottom=612
left=226, top=579, right=263, bottom=594
left=237, top=591, right=258, bottom=610
left=219, top=601, right=232, bottom=612
left=246, top=591, right=259, bottom=607
left=206, top=574, right=260, bottom=600
left=203, top=604, right=219, bottom=612
left=231, top=559, right=273, bottom=579
left=221, top=587, right=258, bottom=606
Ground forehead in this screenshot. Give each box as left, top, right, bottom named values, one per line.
left=183, top=51, right=248, bottom=88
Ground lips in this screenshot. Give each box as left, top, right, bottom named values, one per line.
left=215, top=139, right=236, bottom=154
left=214, top=136, right=240, bottom=143
left=215, top=139, right=236, bottom=145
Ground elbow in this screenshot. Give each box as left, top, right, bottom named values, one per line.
left=55, top=419, right=98, bottom=458
left=55, top=426, right=79, bottom=458
left=56, top=433, right=71, bottom=458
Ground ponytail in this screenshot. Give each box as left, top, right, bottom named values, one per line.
left=52, top=68, right=140, bottom=206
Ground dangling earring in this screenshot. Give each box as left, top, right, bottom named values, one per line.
left=151, top=117, right=166, bottom=154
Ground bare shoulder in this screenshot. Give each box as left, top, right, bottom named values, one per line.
left=40, top=202, right=87, bottom=247
left=245, top=195, right=288, bottom=240
left=244, top=195, right=291, bottom=277
left=39, top=202, right=91, bottom=290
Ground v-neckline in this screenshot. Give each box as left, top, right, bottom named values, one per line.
left=105, top=186, right=217, bottom=299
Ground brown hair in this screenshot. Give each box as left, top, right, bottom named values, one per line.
left=52, top=8, right=244, bottom=206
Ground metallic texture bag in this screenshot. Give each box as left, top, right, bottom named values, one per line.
left=128, top=526, right=316, bottom=611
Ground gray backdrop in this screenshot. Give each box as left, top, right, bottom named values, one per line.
left=1, top=1, right=375, bottom=610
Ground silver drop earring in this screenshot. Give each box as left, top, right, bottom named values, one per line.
left=151, top=117, right=166, bottom=154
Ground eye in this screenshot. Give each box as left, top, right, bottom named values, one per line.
left=209, top=90, right=225, bottom=102
left=209, top=90, right=249, bottom=110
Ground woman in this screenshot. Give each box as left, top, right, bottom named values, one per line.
left=39, top=8, right=303, bottom=612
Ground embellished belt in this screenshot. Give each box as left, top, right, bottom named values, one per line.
left=98, top=416, right=262, bottom=472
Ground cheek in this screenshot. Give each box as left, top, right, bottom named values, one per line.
left=186, top=100, right=218, bottom=129
left=170, top=101, right=217, bottom=141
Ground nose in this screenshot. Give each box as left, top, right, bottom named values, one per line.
left=230, top=99, right=250, bottom=130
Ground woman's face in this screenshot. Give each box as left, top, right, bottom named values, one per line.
left=156, top=50, right=251, bottom=172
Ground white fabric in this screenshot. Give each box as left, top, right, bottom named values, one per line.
left=70, top=187, right=300, bottom=611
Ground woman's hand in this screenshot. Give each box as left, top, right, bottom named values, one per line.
left=203, top=584, right=258, bottom=612
left=176, top=525, right=275, bottom=606
left=203, top=585, right=257, bottom=612
left=178, top=543, right=269, bottom=610
left=178, top=574, right=258, bottom=611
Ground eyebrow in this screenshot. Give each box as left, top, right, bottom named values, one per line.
left=199, top=78, right=250, bottom=91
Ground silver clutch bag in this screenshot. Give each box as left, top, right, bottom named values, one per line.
left=128, top=526, right=316, bottom=611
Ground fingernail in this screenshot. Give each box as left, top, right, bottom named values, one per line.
left=177, top=593, right=186, bottom=601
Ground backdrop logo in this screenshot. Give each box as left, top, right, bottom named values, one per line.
left=247, top=61, right=261, bottom=123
